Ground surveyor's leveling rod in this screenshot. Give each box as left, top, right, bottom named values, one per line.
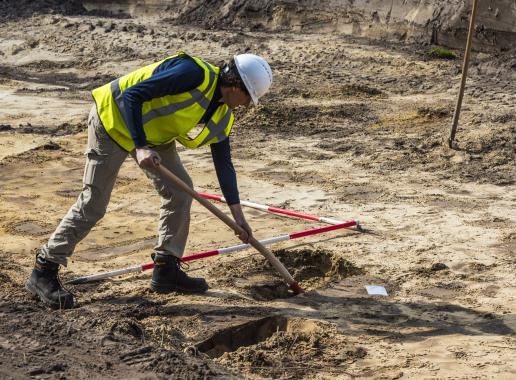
left=199, top=192, right=360, bottom=228
left=157, top=166, right=304, bottom=294
left=66, top=220, right=357, bottom=285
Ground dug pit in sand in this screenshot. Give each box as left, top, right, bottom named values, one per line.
left=210, top=248, right=362, bottom=300
left=202, top=316, right=367, bottom=379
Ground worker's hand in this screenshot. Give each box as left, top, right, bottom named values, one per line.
left=236, top=218, right=253, bottom=244
left=136, top=146, right=161, bottom=170
left=229, top=203, right=253, bottom=243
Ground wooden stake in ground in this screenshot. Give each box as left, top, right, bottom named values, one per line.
left=157, top=165, right=304, bottom=294
left=448, top=0, right=479, bottom=149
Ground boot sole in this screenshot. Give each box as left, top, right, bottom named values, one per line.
left=25, top=281, right=74, bottom=310
left=150, top=280, right=208, bottom=294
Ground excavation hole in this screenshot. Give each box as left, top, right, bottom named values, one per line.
left=195, top=316, right=320, bottom=358
left=250, top=248, right=361, bottom=299
left=243, top=279, right=291, bottom=301
left=209, top=248, right=361, bottom=300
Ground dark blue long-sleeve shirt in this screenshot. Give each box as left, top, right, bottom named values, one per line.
left=120, top=55, right=239, bottom=204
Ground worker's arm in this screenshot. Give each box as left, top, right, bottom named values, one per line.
left=229, top=203, right=252, bottom=243
left=121, top=56, right=204, bottom=168
left=211, top=138, right=253, bottom=243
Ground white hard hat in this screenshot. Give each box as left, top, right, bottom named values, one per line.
left=234, top=54, right=273, bottom=105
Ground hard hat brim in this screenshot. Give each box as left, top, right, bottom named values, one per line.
left=234, top=55, right=259, bottom=105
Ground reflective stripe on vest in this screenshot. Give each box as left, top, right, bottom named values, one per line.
left=92, top=52, right=233, bottom=151
left=177, top=106, right=234, bottom=148
left=140, top=60, right=216, bottom=124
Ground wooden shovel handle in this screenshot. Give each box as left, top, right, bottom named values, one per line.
left=157, top=166, right=304, bottom=294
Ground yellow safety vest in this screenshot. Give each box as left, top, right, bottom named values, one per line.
left=91, top=52, right=234, bottom=151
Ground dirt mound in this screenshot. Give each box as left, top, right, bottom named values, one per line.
left=3, top=1, right=516, bottom=52
left=83, top=0, right=516, bottom=52
left=275, top=248, right=362, bottom=286
left=0, top=0, right=85, bottom=20
left=209, top=249, right=361, bottom=300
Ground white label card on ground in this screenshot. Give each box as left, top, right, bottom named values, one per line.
left=365, top=285, right=388, bottom=296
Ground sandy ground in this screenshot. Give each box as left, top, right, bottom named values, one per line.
left=0, top=5, right=515, bottom=380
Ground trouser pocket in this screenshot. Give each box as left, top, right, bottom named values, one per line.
left=83, top=148, right=108, bottom=187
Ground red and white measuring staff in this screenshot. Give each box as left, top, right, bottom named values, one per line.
left=199, top=192, right=359, bottom=227
left=67, top=220, right=357, bottom=285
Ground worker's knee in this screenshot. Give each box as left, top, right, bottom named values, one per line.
left=159, top=186, right=193, bottom=208
left=180, top=173, right=193, bottom=191
left=155, top=172, right=193, bottom=203
left=75, top=185, right=109, bottom=223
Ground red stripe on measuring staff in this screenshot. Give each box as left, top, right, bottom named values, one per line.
left=289, top=221, right=357, bottom=239
left=141, top=262, right=155, bottom=271
left=182, top=249, right=220, bottom=262
left=198, top=193, right=223, bottom=201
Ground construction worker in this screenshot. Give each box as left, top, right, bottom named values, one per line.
left=25, top=52, right=273, bottom=309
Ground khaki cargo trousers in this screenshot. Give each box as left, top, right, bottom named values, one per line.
left=40, top=105, right=193, bottom=266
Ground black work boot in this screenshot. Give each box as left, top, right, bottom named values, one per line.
left=150, top=253, right=209, bottom=294
left=25, top=255, right=74, bottom=309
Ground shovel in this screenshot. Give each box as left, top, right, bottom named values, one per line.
left=156, top=165, right=304, bottom=294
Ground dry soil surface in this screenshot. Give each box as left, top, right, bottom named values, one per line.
left=0, top=4, right=515, bottom=380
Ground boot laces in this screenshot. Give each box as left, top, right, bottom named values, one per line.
left=152, top=253, right=190, bottom=271
left=57, top=272, right=74, bottom=296
left=178, top=258, right=190, bottom=271
left=42, top=266, right=74, bottom=297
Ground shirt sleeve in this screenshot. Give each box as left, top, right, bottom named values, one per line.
left=121, top=56, right=205, bottom=148
left=210, top=138, right=240, bottom=205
